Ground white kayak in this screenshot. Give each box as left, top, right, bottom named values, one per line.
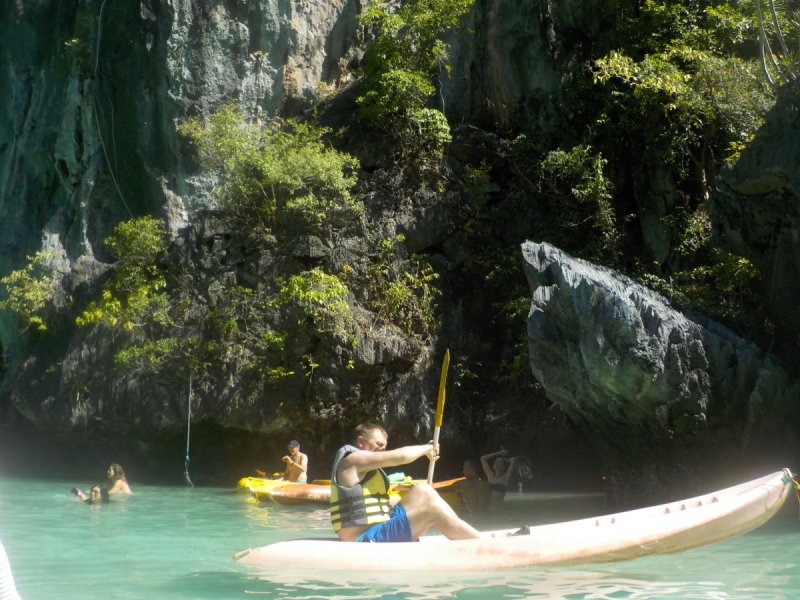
left=234, top=469, right=796, bottom=571
left=0, top=536, right=21, bottom=600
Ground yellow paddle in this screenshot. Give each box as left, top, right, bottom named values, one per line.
left=427, top=349, right=450, bottom=485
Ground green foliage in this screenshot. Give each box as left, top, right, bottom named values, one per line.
left=361, top=235, right=440, bottom=341
left=179, top=105, right=360, bottom=230
left=114, top=338, right=178, bottom=372
left=464, top=160, right=491, bottom=204
left=279, top=269, right=354, bottom=342
left=528, top=0, right=777, bottom=331
left=663, top=207, right=712, bottom=258
left=76, top=217, right=173, bottom=373
left=200, top=286, right=295, bottom=382
left=594, top=49, right=773, bottom=180
left=105, top=216, right=169, bottom=290
left=638, top=248, right=763, bottom=326
left=621, top=0, right=758, bottom=57
left=0, top=251, right=58, bottom=332
left=263, top=330, right=289, bottom=349
left=359, top=0, right=474, bottom=75
left=357, top=0, right=475, bottom=157
left=280, top=269, right=351, bottom=318
left=588, top=0, right=773, bottom=184
left=77, top=216, right=169, bottom=331
left=358, top=70, right=453, bottom=155
left=538, top=145, right=620, bottom=264
left=755, top=0, right=800, bottom=84
left=481, top=250, right=536, bottom=387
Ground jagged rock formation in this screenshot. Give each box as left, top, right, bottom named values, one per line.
left=713, top=83, right=800, bottom=344
left=522, top=241, right=800, bottom=480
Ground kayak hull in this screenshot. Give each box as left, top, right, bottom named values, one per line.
left=235, top=470, right=793, bottom=571
left=240, top=478, right=330, bottom=502
left=250, top=477, right=464, bottom=507
left=269, top=484, right=331, bottom=505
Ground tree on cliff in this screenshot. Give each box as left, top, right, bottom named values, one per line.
left=357, top=0, right=475, bottom=158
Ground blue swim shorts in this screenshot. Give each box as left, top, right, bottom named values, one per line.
left=356, top=503, right=414, bottom=543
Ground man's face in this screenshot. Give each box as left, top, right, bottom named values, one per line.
left=359, top=430, right=387, bottom=452
left=288, top=446, right=299, bottom=458
left=90, top=487, right=102, bottom=501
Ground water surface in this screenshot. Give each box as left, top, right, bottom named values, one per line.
left=0, top=477, right=798, bottom=599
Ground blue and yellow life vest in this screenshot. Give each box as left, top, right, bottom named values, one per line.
left=330, top=444, right=391, bottom=532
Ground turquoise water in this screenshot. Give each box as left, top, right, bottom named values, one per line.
left=0, top=476, right=799, bottom=599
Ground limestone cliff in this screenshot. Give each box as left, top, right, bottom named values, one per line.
left=0, top=0, right=609, bottom=470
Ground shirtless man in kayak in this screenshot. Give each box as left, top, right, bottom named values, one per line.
left=280, top=440, right=308, bottom=482
left=331, top=423, right=512, bottom=543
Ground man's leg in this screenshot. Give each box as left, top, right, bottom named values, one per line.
left=400, top=483, right=482, bottom=540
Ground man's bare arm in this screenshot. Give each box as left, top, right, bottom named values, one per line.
left=341, top=444, right=436, bottom=485
left=294, top=454, right=308, bottom=473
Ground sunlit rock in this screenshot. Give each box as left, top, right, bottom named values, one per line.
left=521, top=241, right=800, bottom=473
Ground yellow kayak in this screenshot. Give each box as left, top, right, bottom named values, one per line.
left=239, top=473, right=462, bottom=509
left=389, top=477, right=464, bottom=510
left=239, top=477, right=331, bottom=502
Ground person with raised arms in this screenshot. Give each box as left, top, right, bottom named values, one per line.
left=331, top=423, right=528, bottom=543
left=481, top=448, right=518, bottom=503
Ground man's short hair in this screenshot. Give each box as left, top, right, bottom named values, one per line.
left=354, top=423, right=387, bottom=443
left=464, top=459, right=481, bottom=474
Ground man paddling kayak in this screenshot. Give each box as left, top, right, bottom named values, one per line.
left=331, top=423, right=527, bottom=542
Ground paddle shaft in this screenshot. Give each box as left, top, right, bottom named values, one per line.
left=427, top=350, right=450, bottom=485
left=426, top=427, right=441, bottom=485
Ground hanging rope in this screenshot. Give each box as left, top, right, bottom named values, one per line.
left=184, top=372, right=194, bottom=487
left=92, top=0, right=133, bottom=217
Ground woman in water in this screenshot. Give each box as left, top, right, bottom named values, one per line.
left=72, top=485, right=110, bottom=504
left=107, top=463, right=131, bottom=494
left=480, top=448, right=518, bottom=503
left=70, top=463, right=130, bottom=499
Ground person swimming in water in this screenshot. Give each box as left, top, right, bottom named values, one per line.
left=453, top=459, right=492, bottom=514
left=70, top=463, right=130, bottom=499
left=106, top=463, right=131, bottom=494
left=72, top=485, right=110, bottom=504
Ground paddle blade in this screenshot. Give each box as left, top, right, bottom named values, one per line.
left=435, top=349, right=450, bottom=428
